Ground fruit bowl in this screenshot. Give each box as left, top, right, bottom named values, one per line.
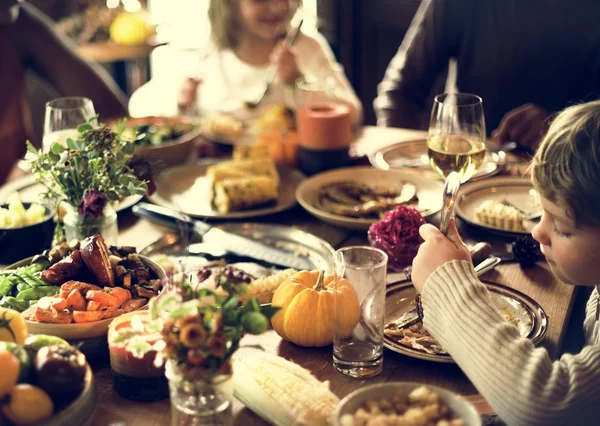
left=5, top=255, right=165, bottom=341
left=39, top=361, right=96, bottom=426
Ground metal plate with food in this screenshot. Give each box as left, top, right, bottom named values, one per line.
left=0, top=175, right=142, bottom=213
left=369, top=139, right=503, bottom=181
left=141, top=223, right=334, bottom=272
left=384, top=279, right=548, bottom=363
left=148, top=159, right=305, bottom=219
left=455, top=177, right=542, bottom=235
left=296, top=167, right=443, bottom=230
left=140, top=223, right=334, bottom=305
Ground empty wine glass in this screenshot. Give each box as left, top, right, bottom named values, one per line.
left=427, top=93, right=486, bottom=183
left=43, top=97, right=97, bottom=151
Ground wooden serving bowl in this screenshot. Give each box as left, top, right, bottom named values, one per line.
left=126, top=116, right=202, bottom=171
left=7, top=255, right=165, bottom=341
left=39, top=359, right=96, bottom=426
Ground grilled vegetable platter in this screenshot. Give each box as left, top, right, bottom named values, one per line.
left=0, top=234, right=164, bottom=326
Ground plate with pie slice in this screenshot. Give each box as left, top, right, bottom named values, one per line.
left=455, top=176, right=542, bottom=235
left=383, top=279, right=548, bottom=363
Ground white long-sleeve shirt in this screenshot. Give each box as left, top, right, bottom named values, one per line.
left=422, top=260, right=600, bottom=426
left=129, top=31, right=362, bottom=127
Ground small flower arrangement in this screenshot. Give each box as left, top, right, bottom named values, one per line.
left=110, top=265, right=279, bottom=382
left=25, top=118, right=149, bottom=217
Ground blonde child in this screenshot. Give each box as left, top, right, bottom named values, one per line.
left=411, top=100, right=600, bottom=426
left=130, top=0, right=362, bottom=125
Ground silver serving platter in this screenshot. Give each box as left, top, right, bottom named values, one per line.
left=140, top=223, right=335, bottom=272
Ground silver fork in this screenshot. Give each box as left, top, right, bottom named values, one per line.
left=243, top=19, right=304, bottom=110
left=395, top=256, right=502, bottom=329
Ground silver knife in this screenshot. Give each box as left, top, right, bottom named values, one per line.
left=132, top=203, right=313, bottom=270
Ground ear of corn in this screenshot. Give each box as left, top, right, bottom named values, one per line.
left=213, top=176, right=278, bottom=214
left=233, top=351, right=339, bottom=426
left=215, top=268, right=297, bottom=304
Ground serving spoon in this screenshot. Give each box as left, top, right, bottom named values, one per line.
left=242, top=19, right=304, bottom=110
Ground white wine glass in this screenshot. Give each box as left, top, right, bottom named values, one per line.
left=43, top=97, right=97, bottom=151
left=427, top=93, right=486, bottom=183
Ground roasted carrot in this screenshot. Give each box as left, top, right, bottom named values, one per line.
left=34, top=306, right=57, bottom=323
left=53, top=309, right=73, bottom=324
left=60, top=281, right=101, bottom=299
left=87, top=300, right=105, bottom=311
left=105, top=287, right=132, bottom=305
left=37, top=296, right=68, bottom=311
left=66, top=289, right=86, bottom=312
left=85, top=290, right=120, bottom=307
left=73, top=310, right=104, bottom=323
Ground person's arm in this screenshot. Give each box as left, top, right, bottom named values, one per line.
left=422, top=260, right=600, bottom=426
left=374, top=0, right=461, bottom=128
left=14, top=3, right=128, bottom=120
left=295, top=32, right=363, bottom=126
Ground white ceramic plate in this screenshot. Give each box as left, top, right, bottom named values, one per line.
left=369, top=139, right=503, bottom=181
left=455, top=176, right=541, bottom=235
left=148, top=160, right=304, bottom=219
left=335, top=382, right=481, bottom=426
left=383, top=280, right=548, bottom=363
left=0, top=175, right=142, bottom=213
left=295, top=167, right=443, bottom=230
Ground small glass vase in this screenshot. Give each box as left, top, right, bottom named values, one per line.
left=165, top=361, right=234, bottom=426
left=62, top=203, right=118, bottom=245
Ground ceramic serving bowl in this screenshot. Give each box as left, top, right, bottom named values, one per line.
left=122, top=116, right=202, bottom=171
left=6, top=255, right=165, bottom=340
left=39, top=361, right=96, bottom=426
left=0, top=203, right=55, bottom=265
left=334, top=382, right=481, bottom=426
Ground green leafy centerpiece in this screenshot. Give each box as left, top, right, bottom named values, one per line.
left=25, top=119, right=148, bottom=244
left=109, top=265, right=278, bottom=424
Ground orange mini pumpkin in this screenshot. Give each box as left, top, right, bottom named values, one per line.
left=271, top=270, right=360, bottom=347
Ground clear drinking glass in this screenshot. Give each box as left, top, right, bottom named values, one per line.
left=333, top=246, right=388, bottom=379
left=43, top=97, right=97, bottom=151
left=427, top=93, right=486, bottom=183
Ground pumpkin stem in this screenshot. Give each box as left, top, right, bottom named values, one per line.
left=313, top=270, right=325, bottom=291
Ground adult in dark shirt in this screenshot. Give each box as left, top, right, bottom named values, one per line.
left=374, top=0, right=600, bottom=149
left=0, top=0, right=127, bottom=184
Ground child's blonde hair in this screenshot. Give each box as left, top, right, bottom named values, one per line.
left=532, top=100, right=600, bottom=227
left=209, top=0, right=300, bottom=50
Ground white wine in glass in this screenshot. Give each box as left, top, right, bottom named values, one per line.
left=427, top=93, right=486, bottom=183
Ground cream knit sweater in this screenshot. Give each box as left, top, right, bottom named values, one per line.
left=422, top=260, right=600, bottom=426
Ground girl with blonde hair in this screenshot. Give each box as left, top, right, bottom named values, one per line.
left=131, top=0, right=362, bottom=125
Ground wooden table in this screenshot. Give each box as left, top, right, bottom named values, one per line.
left=7, top=126, right=574, bottom=425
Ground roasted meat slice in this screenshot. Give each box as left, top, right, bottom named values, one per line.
left=80, top=234, right=115, bottom=287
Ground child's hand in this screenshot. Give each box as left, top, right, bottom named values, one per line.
left=411, top=218, right=471, bottom=294
left=177, top=77, right=202, bottom=113
left=271, top=41, right=300, bottom=86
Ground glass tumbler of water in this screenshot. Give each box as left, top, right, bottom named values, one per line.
left=43, top=97, right=97, bottom=151
left=333, top=246, right=388, bottom=379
